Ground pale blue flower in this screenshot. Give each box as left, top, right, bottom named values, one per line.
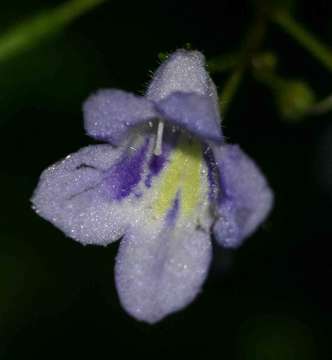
left=32, top=50, right=273, bottom=323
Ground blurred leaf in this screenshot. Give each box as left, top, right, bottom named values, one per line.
left=0, top=0, right=107, bottom=64
left=269, top=0, right=296, bottom=13
left=237, top=314, right=316, bottom=360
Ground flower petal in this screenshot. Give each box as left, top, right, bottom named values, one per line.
left=84, top=89, right=156, bottom=145
left=156, top=91, right=222, bottom=142
left=212, top=144, right=274, bottom=248
left=114, top=137, right=213, bottom=323
left=115, top=220, right=212, bottom=323
left=84, top=51, right=223, bottom=145
left=147, top=49, right=219, bottom=106
left=31, top=142, right=151, bottom=246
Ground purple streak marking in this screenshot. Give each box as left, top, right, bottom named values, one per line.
left=203, top=146, right=221, bottom=201
left=165, top=193, right=180, bottom=225
left=104, top=139, right=150, bottom=200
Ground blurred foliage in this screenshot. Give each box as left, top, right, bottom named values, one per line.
left=276, top=80, right=315, bottom=120
left=0, top=0, right=107, bottom=64
left=237, top=315, right=316, bottom=360
left=267, top=0, right=296, bottom=12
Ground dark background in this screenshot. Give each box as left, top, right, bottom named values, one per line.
left=0, top=0, right=331, bottom=359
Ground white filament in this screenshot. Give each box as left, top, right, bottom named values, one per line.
left=154, top=121, right=164, bottom=156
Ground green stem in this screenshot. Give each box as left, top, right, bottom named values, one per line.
left=220, top=10, right=267, bottom=117
left=253, top=69, right=286, bottom=92
left=306, top=93, right=332, bottom=115
left=0, top=0, right=107, bottom=63
left=207, top=52, right=239, bottom=73
left=273, top=11, right=332, bottom=72
left=220, top=68, right=244, bottom=115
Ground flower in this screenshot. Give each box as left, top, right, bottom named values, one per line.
left=31, top=49, right=273, bottom=323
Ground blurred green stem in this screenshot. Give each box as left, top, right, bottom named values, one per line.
left=220, top=10, right=267, bottom=116
left=253, top=68, right=285, bottom=91
left=207, top=52, right=239, bottom=73
left=0, top=0, right=107, bottom=64
left=220, top=68, right=244, bottom=115
left=306, top=94, right=332, bottom=115
left=273, top=11, right=332, bottom=72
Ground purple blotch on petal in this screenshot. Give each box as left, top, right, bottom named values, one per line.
left=145, top=154, right=167, bottom=187
left=103, top=139, right=150, bottom=200
left=150, top=154, right=166, bottom=175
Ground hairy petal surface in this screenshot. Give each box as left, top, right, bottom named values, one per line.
left=115, top=137, right=213, bottom=323
left=147, top=49, right=219, bottom=104
left=212, top=144, right=274, bottom=248
left=156, top=92, right=222, bottom=142
left=84, top=89, right=156, bottom=145
left=31, top=141, right=151, bottom=246
left=115, top=220, right=212, bottom=323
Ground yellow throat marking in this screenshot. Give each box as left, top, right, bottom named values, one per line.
left=153, top=137, right=203, bottom=218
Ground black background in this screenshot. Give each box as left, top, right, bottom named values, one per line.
left=0, top=0, right=331, bottom=359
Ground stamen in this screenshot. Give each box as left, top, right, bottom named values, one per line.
left=154, top=120, right=164, bottom=156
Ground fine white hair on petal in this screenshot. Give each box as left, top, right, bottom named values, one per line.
left=115, top=152, right=213, bottom=323
left=146, top=49, right=219, bottom=106
left=31, top=140, right=150, bottom=246
left=83, top=89, right=157, bottom=145
left=115, top=218, right=212, bottom=324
